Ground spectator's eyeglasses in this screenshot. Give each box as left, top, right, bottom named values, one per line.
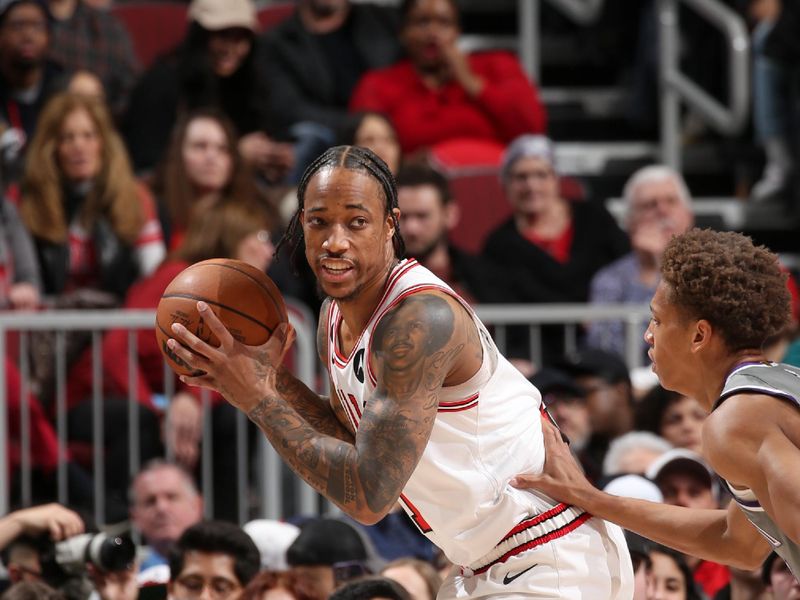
left=174, top=574, right=240, bottom=599
left=332, top=560, right=370, bottom=585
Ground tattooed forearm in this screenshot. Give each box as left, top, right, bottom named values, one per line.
left=273, top=367, right=354, bottom=441
left=246, top=293, right=470, bottom=523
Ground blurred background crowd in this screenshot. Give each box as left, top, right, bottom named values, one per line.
left=0, top=0, right=798, bottom=598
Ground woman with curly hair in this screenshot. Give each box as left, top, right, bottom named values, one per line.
left=17, top=92, right=164, bottom=301
left=513, top=228, right=800, bottom=577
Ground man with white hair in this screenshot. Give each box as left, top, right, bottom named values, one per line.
left=586, top=165, right=695, bottom=357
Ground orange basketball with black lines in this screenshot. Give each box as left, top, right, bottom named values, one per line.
left=155, top=259, right=288, bottom=376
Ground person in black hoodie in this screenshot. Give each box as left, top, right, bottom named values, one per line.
left=482, top=135, right=630, bottom=364
left=124, top=0, right=293, bottom=183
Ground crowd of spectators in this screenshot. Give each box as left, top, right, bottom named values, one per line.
left=0, top=0, right=798, bottom=598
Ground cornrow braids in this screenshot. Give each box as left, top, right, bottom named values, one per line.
left=276, top=145, right=405, bottom=273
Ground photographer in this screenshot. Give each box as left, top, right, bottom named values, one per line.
left=1, top=504, right=138, bottom=600
left=0, top=504, right=84, bottom=586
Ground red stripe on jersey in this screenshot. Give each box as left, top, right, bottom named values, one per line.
left=439, top=393, right=480, bottom=408
left=474, top=512, right=592, bottom=575
left=501, top=503, right=571, bottom=542
left=399, top=493, right=432, bottom=533
left=330, top=260, right=419, bottom=367
left=437, top=401, right=479, bottom=413
left=346, top=393, right=362, bottom=420
left=336, top=389, right=358, bottom=431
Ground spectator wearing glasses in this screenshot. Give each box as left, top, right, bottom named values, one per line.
left=167, top=520, right=260, bottom=600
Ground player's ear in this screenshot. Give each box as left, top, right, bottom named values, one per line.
left=299, top=208, right=305, bottom=226
left=387, top=208, right=400, bottom=238
left=691, top=319, right=712, bottom=353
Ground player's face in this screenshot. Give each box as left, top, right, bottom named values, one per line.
left=645, top=282, right=697, bottom=395
left=398, top=184, right=449, bottom=260
left=302, top=168, right=398, bottom=302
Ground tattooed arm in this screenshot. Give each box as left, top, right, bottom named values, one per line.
left=168, top=292, right=476, bottom=523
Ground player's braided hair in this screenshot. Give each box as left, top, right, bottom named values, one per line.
left=276, top=145, right=405, bottom=273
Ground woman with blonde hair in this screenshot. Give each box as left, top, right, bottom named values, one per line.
left=18, top=92, right=164, bottom=301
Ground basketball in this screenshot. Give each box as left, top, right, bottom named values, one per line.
left=155, top=259, right=288, bottom=377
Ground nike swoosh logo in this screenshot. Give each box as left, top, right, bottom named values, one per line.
left=502, top=563, right=539, bottom=585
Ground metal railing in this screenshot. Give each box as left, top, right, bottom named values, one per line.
left=0, top=308, right=320, bottom=522
left=519, top=0, right=605, bottom=82
left=659, top=0, right=750, bottom=170
left=0, top=303, right=653, bottom=523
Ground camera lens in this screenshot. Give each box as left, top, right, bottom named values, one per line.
left=89, top=534, right=136, bottom=572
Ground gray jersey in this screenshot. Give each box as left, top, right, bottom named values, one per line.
left=716, top=361, right=800, bottom=576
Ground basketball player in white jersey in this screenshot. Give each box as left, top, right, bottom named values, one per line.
left=513, top=229, right=800, bottom=577
left=167, top=145, right=633, bottom=598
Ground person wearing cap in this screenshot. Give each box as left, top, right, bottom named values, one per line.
left=512, top=229, right=800, bottom=577
left=124, top=0, right=293, bottom=183
left=350, top=0, right=546, bottom=155
left=763, top=552, right=800, bottom=600
left=285, top=518, right=374, bottom=600
left=647, top=449, right=731, bottom=598
left=587, top=165, right=695, bottom=360
left=558, top=348, right=636, bottom=472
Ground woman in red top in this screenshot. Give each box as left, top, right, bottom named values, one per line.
left=349, top=0, right=546, bottom=156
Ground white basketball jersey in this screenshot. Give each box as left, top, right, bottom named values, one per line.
left=326, top=259, right=570, bottom=566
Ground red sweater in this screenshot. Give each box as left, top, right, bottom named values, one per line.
left=350, top=51, right=546, bottom=154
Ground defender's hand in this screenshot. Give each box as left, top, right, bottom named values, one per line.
left=510, top=414, right=597, bottom=508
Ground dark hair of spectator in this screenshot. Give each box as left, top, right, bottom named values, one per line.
left=661, top=229, right=792, bottom=352
left=0, top=581, right=66, bottom=600
left=329, top=576, right=412, bottom=600
left=382, top=558, right=442, bottom=600
left=20, top=93, right=144, bottom=245
left=395, top=163, right=452, bottom=205
left=168, top=520, right=260, bottom=587
left=400, top=0, right=459, bottom=23
left=151, top=108, right=267, bottom=235
left=649, top=544, right=704, bottom=600
left=276, top=145, right=405, bottom=273
left=634, top=385, right=686, bottom=436
left=237, top=570, right=315, bottom=600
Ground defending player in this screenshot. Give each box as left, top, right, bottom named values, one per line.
left=167, top=146, right=633, bottom=598
left=513, top=228, right=800, bottom=576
